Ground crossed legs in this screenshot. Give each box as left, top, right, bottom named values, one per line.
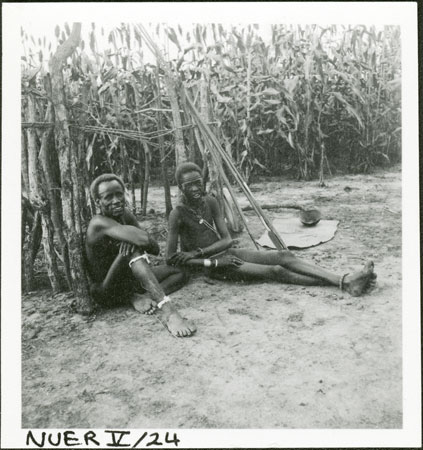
left=91, top=252, right=185, bottom=304
left=91, top=249, right=195, bottom=337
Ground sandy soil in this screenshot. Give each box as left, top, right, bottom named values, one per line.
left=22, top=167, right=402, bottom=429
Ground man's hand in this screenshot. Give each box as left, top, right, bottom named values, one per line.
left=167, top=251, right=198, bottom=266
left=215, top=255, right=244, bottom=268
left=119, top=242, right=135, bottom=256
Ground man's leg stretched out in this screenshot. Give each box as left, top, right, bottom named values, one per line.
left=226, top=248, right=376, bottom=296
left=167, top=162, right=377, bottom=299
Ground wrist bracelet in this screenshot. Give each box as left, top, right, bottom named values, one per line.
left=203, top=259, right=212, bottom=268
left=214, top=259, right=218, bottom=268
left=157, top=296, right=171, bottom=309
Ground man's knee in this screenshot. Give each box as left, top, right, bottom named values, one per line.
left=172, top=266, right=190, bottom=285
left=128, top=251, right=151, bottom=271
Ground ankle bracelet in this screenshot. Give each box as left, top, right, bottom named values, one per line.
left=157, top=296, right=171, bottom=309
left=339, top=273, right=349, bottom=291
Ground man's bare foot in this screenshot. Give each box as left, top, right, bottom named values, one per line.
left=165, top=311, right=196, bottom=337
left=130, top=293, right=157, bottom=314
left=343, top=261, right=377, bottom=297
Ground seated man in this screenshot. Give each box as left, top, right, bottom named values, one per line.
left=166, top=162, right=376, bottom=296
left=85, top=173, right=196, bottom=337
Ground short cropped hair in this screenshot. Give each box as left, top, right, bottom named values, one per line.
left=175, top=162, right=202, bottom=186
left=90, top=173, right=125, bottom=200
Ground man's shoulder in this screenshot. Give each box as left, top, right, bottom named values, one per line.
left=203, top=195, right=221, bottom=214
left=122, top=207, right=138, bottom=224
left=169, top=205, right=184, bottom=221
left=86, top=214, right=121, bottom=247
left=87, top=214, right=116, bottom=235
left=88, top=214, right=109, bottom=227
left=174, top=195, right=218, bottom=215
left=204, top=194, right=218, bottom=206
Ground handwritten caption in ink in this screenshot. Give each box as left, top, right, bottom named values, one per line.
left=26, top=430, right=180, bottom=448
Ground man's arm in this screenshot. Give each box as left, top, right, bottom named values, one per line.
left=88, top=214, right=153, bottom=251
left=166, top=208, right=203, bottom=265
left=202, top=196, right=233, bottom=255
left=166, top=208, right=180, bottom=259
left=167, top=197, right=234, bottom=266
left=123, top=208, right=160, bottom=255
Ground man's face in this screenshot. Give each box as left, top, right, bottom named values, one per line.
left=180, top=170, right=204, bottom=204
left=96, top=180, right=125, bottom=218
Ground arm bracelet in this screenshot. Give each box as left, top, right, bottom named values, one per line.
left=129, top=253, right=150, bottom=268
left=203, top=259, right=212, bottom=268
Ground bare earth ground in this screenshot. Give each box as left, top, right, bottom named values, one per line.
left=22, top=168, right=402, bottom=429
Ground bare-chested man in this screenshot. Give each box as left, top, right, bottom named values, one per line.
left=85, top=173, right=196, bottom=337
left=166, top=162, right=377, bottom=296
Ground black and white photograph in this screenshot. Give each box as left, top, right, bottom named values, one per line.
left=1, top=2, right=420, bottom=448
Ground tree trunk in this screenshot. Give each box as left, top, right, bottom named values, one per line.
left=186, top=122, right=197, bottom=163
left=40, top=75, right=72, bottom=289
left=163, top=73, right=187, bottom=165
left=130, top=82, right=146, bottom=216
left=193, top=124, right=205, bottom=159
left=120, top=140, right=130, bottom=184
left=23, top=210, right=42, bottom=292
left=21, top=196, right=42, bottom=292
left=141, top=141, right=150, bottom=216
left=74, top=80, right=92, bottom=228
left=41, top=214, right=62, bottom=292
left=319, top=141, right=327, bottom=187
left=21, top=130, right=30, bottom=196
left=49, top=23, right=93, bottom=315
left=130, top=172, right=137, bottom=213
left=242, top=48, right=253, bottom=183
left=22, top=196, right=30, bottom=249
left=25, top=88, right=63, bottom=292
left=180, top=89, right=197, bottom=163
left=21, top=197, right=29, bottom=283
left=139, top=149, right=146, bottom=205
left=200, top=79, right=223, bottom=202
left=137, top=24, right=187, bottom=165
left=26, top=92, right=43, bottom=205
left=155, top=69, right=172, bottom=218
